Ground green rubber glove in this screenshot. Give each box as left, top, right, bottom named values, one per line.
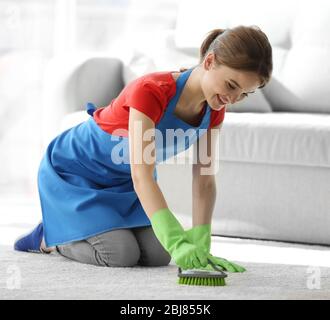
left=150, top=208, right=209, bottom=270
left=185, top=224, right=212, bottom=253
left=185, top=224, right=246, bottom=273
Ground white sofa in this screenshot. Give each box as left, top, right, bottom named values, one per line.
left=42, top=0, right=330, bottom=246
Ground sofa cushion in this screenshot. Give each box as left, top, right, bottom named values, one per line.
left=174, top=0, right=297, bottom=51
left=122, top=31, right=200, bottom=86
left=226, top=90, right=272, bottom=113
left=218, top=112, right=330, bottom=168
left=264, top=2, right=330, bottom=114
left=62, top=110, right=330, bottom=169
left=173, top=0, right=330, bottom=114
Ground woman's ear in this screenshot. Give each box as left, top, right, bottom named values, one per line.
left=203, top=52, right=216, bottom=71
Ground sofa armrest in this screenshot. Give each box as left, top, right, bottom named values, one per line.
left=41, top=54, right=124, bottom=149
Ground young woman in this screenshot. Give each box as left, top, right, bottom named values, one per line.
left=14, top=25, right=272, bottom=271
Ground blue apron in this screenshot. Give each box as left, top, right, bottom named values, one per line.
left=38, top=67, right=211, bottom=247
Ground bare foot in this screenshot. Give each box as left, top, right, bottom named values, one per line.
left=40, top=237, right=55, bottom=253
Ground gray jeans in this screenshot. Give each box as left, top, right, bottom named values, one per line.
left=56, top=226, right=171, bottom=267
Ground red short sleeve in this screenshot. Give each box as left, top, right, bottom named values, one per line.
left=209, top=107, right=226, bottom=128
left=93, top=71, right=176, bottom=137
left=125, top=80, right=167, bottom=124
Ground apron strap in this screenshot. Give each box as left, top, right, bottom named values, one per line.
left=86, top=102, right=96, bottom=116
left=166, top=68, right=194, bottom=114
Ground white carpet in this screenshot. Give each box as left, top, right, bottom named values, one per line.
left=1, top=240, right=330, bottom=300
left=1, top=196, right=330, bottom=300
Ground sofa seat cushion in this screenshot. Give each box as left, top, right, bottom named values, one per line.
left=61, top=111, right=330, bottom=169
left=219, top=112, right=330, bottom=168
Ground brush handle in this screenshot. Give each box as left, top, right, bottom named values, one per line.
left=207, top=258, right=227, bottom=275
left=177, top=258, right=227, bottom=276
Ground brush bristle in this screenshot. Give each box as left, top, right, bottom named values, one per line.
left=178, top=276, right=226, bottom=286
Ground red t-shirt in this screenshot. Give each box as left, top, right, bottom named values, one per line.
left=94, top=71, right=226, bottom=137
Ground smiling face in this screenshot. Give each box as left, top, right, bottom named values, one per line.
left=201, top=53, right=262, bottom=111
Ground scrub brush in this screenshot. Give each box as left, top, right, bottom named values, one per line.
left=177, top=258, right=227, bottom=286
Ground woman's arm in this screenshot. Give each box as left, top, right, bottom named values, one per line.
left=192, top=123, right=222, bottom=226
left=129, top=107, right=211, bottom=269
left=128, top=108, right=168, bottom=218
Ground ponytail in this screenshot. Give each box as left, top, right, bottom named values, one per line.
left=199, top=28, right=226, bottom=63
left=179, top=29, right=226, bottom=73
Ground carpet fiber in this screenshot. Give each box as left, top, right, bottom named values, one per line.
left=1, top=245, right=330, bottom=300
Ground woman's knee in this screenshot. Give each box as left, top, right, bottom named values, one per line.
left=133, top=227, right=172, bottom=267
left=106, top=240, right=141, bottom=267
left=88, top=230, right=141, bottom=267
left=140, top=249, right=171, bottom=267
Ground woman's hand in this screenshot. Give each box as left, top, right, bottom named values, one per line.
left=185, top=224, right=246, bottom=272
left=207, top=254, right=246, bottom=273
left=150, top=208, right=209, bottom=270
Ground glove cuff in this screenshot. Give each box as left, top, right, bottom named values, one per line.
left=150, top=208, right=185, bottom=253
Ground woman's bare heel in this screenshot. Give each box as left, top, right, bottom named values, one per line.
left=40, top=237, right=55, bottom=253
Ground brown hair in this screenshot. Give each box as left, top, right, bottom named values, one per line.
left=199, top=26, right=273, bottom=87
